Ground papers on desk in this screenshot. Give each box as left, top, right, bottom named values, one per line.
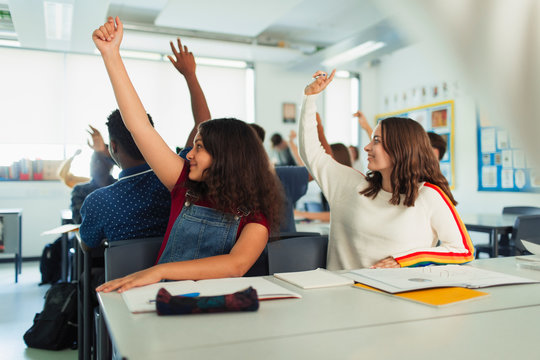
left=274, top=268, right=354, bottom=289
left=354, top=283, right=490, bottom=307
left=516, top=241, right=540, bottom=270
left=122, top=277, right=301, bottom=313
left=344, top=265, right=539, bottom=294
left=41, top=224, right=80, bottom=236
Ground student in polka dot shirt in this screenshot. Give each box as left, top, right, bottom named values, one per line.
left=79, top=110, right=171, bottom=248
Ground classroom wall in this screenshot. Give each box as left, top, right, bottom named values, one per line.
left=358, top=41, right=540, bottom=214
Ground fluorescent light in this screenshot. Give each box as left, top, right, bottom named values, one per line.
left=120, top=50, right=162, bottom=61
left=335, top=70, right=350, bottom=78
left=322, top=41, right=385, bottom=67
left=44, top=1, right=73, bottom=41
left=0, top=39, right=20, bottom=47
left=195, top=57, right=247, bottom=69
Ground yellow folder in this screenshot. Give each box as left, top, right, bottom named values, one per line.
left=354, top=283, right=489, bottom=306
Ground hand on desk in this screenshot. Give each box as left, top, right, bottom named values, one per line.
left=96, top=266, right=162, bottom=293
left=371, top=256, right=400, bottom=269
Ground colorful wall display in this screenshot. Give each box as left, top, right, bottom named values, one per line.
left=477, top=113, right=540, bottom=192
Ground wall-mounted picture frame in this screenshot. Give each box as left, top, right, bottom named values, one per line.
left=283, top=103, right=296, bottom=123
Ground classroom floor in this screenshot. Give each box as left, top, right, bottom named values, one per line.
left=0, top=260, right=77, bottom=360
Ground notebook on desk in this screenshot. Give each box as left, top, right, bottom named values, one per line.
left=354, top=283, right=489, bottom=307
left=274, top=268, right=354, bottom=289
left=344, top=264, right=539, bottom=294
left=121, top=277, right=301, bottom=313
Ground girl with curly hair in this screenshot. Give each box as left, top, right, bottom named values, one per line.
left=93, top=17, right=283, bottom=293
left=298, top=70, right=474, bottom=270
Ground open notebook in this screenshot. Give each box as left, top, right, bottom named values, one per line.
left=121, top=277, right=301, bottom=313
left=274, top=268, right=354, bottom=289
left=344, top=264, right=539, bottom=294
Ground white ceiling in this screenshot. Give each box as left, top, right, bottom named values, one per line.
left=1, top=0, right=410, bottom=70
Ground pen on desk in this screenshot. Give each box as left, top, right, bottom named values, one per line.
left=148, top=292, right=200, bottom=303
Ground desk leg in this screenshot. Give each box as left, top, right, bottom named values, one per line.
left=491, top=229, right=499, bottom=257
left=14, top=254, right=19, bottom=283
left=61, top=233, right=68, bottom=282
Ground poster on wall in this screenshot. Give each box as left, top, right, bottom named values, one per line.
left=476, top=113, right=540, bottom=192
left=376, top=100, right=455, bottom=189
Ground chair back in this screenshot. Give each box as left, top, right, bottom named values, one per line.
left=513, top=215, right=540, bottom=254
left=269, top=231, right=321, bottom=242
left=104, top=237, right=163, bottom=281
left=268, top=235, right=328, bottom=274
left=503, top=206, right=540, bottom=215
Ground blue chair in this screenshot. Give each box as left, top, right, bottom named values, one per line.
left=267, top=235, right=328, bottom=274
left=304, top=201, right=323, bottom=212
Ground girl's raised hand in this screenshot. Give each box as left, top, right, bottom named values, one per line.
left=304, top=69, right=336, bottom=95
left=92, top=16, right=123, bottom=55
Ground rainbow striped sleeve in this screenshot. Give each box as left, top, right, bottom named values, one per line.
left=394, top=183, right=475, bottom=267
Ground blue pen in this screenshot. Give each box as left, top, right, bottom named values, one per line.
left=148, top=292, right=200, bottom=303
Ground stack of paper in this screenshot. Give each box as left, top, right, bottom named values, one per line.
left=274, top=268, right=354, bottom=289
left=121, top=277, right=301, bottom=313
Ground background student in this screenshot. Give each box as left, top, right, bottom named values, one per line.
left=299, top=70, right=474, bottom=269
left=92, top=17, right=283, bottom=293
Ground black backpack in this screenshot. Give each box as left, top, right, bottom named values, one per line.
left=39, top=237, right=62, bottom=285
left=24, top=282, right=78, bottom=350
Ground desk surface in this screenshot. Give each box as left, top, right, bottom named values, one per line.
left=98, top=257, right=540, bottom=359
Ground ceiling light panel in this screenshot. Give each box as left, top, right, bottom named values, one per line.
left=155, top=0, right=303, bottom=37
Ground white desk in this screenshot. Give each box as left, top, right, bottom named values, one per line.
left=295, top=221, right=330, bottom=235
left=98, top=257, right=540, bottom=359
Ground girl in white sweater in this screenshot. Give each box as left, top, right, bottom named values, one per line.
left=299, top=70, right=474, bottom=269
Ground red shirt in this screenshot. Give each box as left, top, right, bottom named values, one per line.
left=156, top=161, right=269, bottom=262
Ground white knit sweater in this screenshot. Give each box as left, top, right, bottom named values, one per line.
left=298, top=94, right=474, bottom=270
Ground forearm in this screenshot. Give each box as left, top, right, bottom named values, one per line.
left=316, top=114, right=333, bottom=156
left=288, top=138, right=305, bottom=166
left=155, top=253, right=250, bottom=281
left=184, top=73, right=211, bottom=147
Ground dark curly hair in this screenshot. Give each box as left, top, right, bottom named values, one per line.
left=360, top=117, right=456, bottom=207
left=106, top=109, right=154, bottom=161
left=184, top=118, right=284, bottom=232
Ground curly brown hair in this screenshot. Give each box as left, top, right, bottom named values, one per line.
left=184, top=118, right=284, bottom=232
left=360, top=117, right=456, bottom=207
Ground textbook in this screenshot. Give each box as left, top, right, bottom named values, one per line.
left=274, top=268, right=354, bottom=289
left=354, top=283, right=489, bottom=307
left=121, top=277, right=301, bottom=313
left=345, top=264, right=539, bottom=294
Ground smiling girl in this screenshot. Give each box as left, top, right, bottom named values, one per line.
left=298, top=70, right=474, bottom=269
left=92, top=17, right=283, bottom=292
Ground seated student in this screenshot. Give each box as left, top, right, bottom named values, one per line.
left=427, top=131, right=447, bottom=161
left=270, top=132, right=297, bottom=166
left=78, top=109, right=171, bottom=247
left=70, top=126, right=117, bottom=224
left=250, top=124, right=309, bottom=233
left=92, top=17, right=283, bottom=292
left=298, top=70, right=474, bottom=270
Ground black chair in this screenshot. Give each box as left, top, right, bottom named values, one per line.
left=512, top=215, right=540, bottom=255
left=245, top=231, right=322, bottom=277
left=267, top=235, right=328, bottom=274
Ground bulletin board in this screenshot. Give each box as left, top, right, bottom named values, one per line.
left=476, top=113, right=540, bottom=192
left=375, top=100, right=455, bottom=189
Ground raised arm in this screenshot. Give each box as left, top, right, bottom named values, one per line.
left=167, top=38, right=211, bottom=148
left=354, top=111, right=373, bottom=138
left=92, top=17, right=183, bottom=191
left=316, top=112, right=334, bottom=157
left=288, top=130, right=305, bottom=166
left=57, top=149, right=90, bottom=188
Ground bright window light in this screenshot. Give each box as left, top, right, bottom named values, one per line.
left=0, top=39, right=20, bottom=47
left=120, top=50, right=162, bottom=61
left=195, top=57, right=247, bottom=69
left=44, top=1, right=73, bottom=41
left=322, top=41, right=385, bottom=67
left=335, top=70, right=350, bottom=78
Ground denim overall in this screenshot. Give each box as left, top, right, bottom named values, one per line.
left=158, top=201, right=241, bottom=264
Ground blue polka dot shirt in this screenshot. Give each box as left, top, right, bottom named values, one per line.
left=79, top=163, right=171, bottom=248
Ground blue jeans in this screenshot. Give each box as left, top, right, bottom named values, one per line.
left=158, top=203, right=241, bottom=264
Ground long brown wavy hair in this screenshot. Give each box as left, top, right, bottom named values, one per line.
left=360, top=117, right=456, bottom=207
left=184, top=118, right=284, bottom=232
